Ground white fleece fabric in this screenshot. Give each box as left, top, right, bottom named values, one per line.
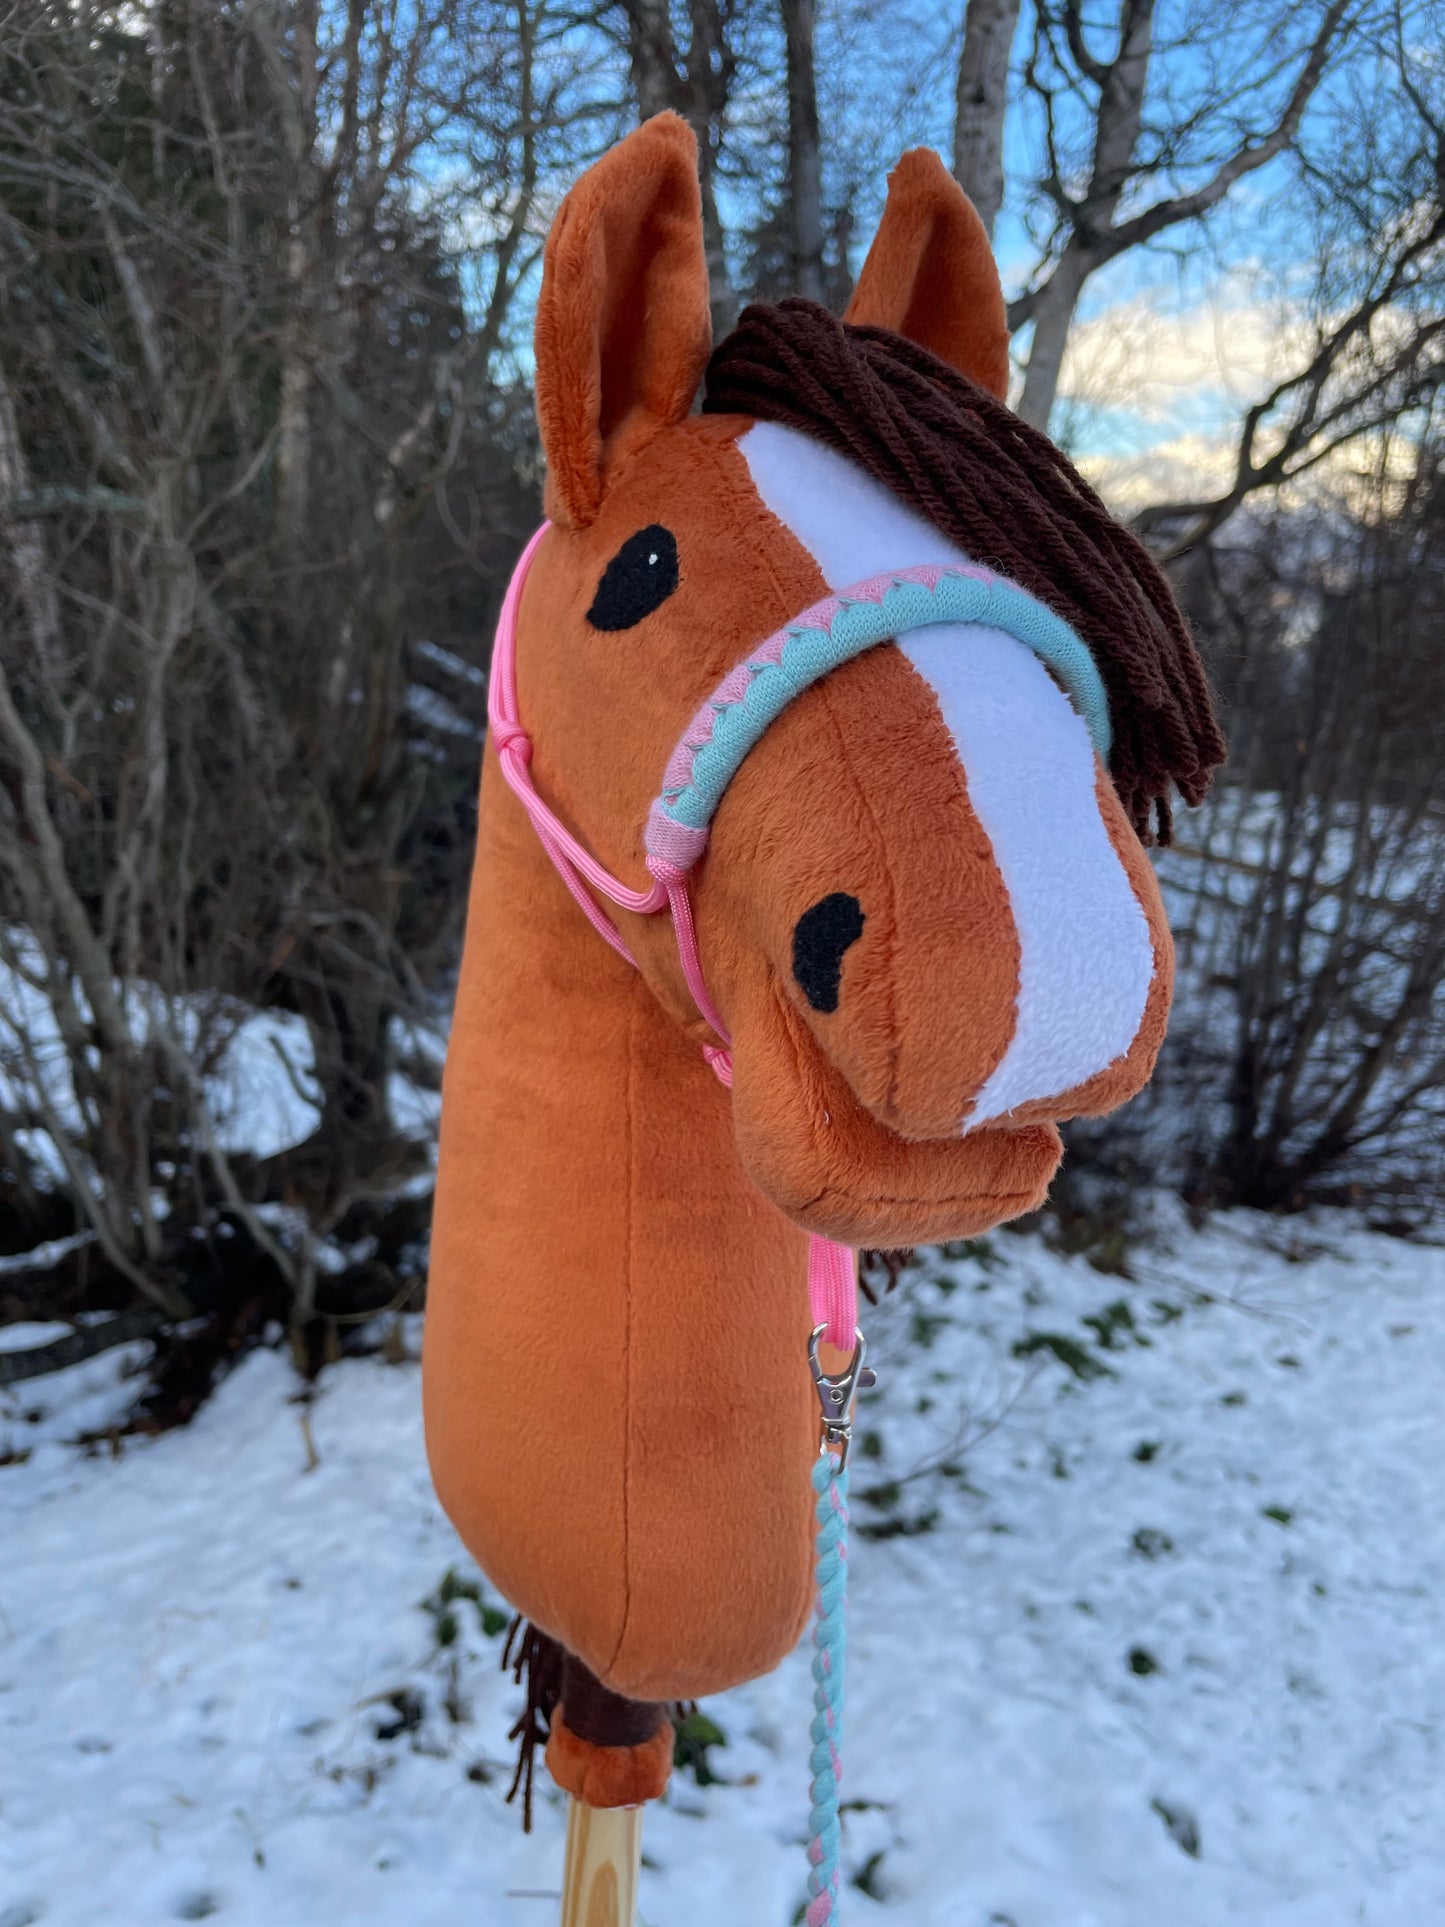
left=738, top=420, right=1154, bottom=1128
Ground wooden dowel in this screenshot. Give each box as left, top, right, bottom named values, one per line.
left=560, top=1797, right=643, bottom=1927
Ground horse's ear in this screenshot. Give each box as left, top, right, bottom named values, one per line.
left=844, top=150, right=1009, bottom=401
left=535, top=114, right=712, bottom=528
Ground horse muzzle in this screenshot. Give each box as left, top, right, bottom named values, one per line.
left=704, top=619, right=1171, bottom=1153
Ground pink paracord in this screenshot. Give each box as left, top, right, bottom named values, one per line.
left=487, top=523, right=858, bottom=1349
left=488, top=525, right=667, bottom=967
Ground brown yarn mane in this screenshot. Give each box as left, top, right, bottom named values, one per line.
left=703, top=299, right=1225, bottom=843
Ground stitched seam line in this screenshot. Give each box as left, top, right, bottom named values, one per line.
left=799, top=1178, right=1046, bottom=1213
left=816, top=668, right=901, bottom=1115
left=766, top=976, right=1051, bottom=1216
left=606, top=973, right=640, bottom=1677
left=698, top=432, right=800, bottom=619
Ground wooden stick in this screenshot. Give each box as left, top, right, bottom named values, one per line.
left=560, top=1797, right=643, bottom=1927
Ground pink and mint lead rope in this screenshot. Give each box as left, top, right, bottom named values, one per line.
left=808, top=1449, right=851, bottom=1924
left=806, top=1326, right=871, bottom=1925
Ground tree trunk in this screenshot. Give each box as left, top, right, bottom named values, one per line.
left=619, top=0, right=738, bottom=335
left=264, top=0, right=323, bottom=536
left=685, top=0, right=738, bottom=336
left=952, top=0, right=1021, bottom=242
left=0, top=357, right=63, bottom=678
left=623, top=0, right=675, bottom=117
left=782, top=0, right=824, bottom=300
left=276, top=226, right=314, bottom=531
left=697, top=140, right=738, bottom=337
left=1016, top=241, right=1089, bottom=430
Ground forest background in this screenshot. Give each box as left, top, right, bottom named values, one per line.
left=1, top=0, right=1442, bottom=1409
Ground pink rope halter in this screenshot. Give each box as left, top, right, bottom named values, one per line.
left=487, top=523, right=858, bottom=1349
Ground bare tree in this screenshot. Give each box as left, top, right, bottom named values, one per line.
left=1008, top=0, right=1353, bottom=430
left=1137, top=0, right=1445, bottom=555
left=1128, top=425, right=1445, bottom=1215
left=4, top=0, right=1441, bottom=1363
left=612, top=0, right=741, bottom=330
left=781, top=0, right=824, bottom=299
left=1138, top=253, right=1445, bottom=557
left=952, top=0, right=1021, bottom=241
left=0, top=1, right=574, bottom=1343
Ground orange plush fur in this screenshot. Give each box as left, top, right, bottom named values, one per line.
left=845, top=149, right=1011, bottom=401
left=545, top=1708, right=676, bottom=1809
left=425, top=116, right=1175, bottom=1780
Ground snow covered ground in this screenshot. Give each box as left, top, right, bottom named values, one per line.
left=4, top=1205, right=1445, bottom=1927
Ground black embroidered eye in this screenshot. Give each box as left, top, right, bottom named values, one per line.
left=793, top=894, right=866, bottom=1013
left=586, top=525, right=679, bottom=630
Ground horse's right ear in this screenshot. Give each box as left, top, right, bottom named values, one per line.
left=844, top=150, right=1010, bottom=401
left=535, top=114, right=712, bottom=529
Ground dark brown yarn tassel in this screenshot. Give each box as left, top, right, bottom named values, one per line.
left=860, top=1247, right=914, bottom=1304
left=501, top=1615, right=565, bottom=1831
left=502, top=1618, right=695, bottom=1828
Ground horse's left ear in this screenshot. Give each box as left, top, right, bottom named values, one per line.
left=535, top=113, right=712, bottom=528
left=844, top=149, right=1009, bottom=401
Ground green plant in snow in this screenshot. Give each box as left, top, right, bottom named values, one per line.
left=420, top=1566, right=509, bottom=1648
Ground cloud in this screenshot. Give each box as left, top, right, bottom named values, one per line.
left=1077, top=415, right=1424, bottom=524
left=1042, top=283, right=1293, bottom=512
left=1049, top=274, right=1432, bottom=518
left=1076, top=432, right=1242, bottom=517
left=1049, top=276, right=1313, bottom=444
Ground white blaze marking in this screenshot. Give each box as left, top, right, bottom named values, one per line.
left=739, top=420, right=1154, bottom=1127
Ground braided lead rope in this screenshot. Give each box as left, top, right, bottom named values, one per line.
left=805, top=1327, right=870, bottom=1923
left=807, top=1447, right=850, bottom=1925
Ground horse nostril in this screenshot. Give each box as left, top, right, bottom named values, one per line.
left=792, top=893, right=866, bottom=1013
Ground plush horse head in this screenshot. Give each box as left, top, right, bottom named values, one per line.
left=425, top=115, right=1222, bottom=1811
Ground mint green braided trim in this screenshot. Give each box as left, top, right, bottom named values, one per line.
left=666, top=574, right=1111, bottom=835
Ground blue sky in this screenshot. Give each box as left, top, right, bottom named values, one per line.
left=464, top=0, right=1411, bottom=505
left=798, top=0, right=1381, bottom=490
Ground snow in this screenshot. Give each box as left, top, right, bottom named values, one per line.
left=411, top=639, right=486, bottom=688
left=0, top=930, right=323, bottom=1175
left=4, top=1209, right=1445, bottom=1926
left=2, top=1330, right=159, bottom=1454
left=386, top=1017, right=447, bottom=1143
left=0, top=1322, right=70, bottom=1354
left=404, top=682, right=483, bottom=739
left=204, top=1011, right=322, bottom=1160
left=0, top=1237, right=96, bottom=1282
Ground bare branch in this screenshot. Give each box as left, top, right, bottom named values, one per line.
left=1100, top=0, right=1355, bottom=262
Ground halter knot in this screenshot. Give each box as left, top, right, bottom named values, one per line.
left=493, top=720, right=533, bottom=764
left=702, top=1044, right=734, bottom=1087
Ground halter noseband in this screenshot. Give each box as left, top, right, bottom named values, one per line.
left=646, top=559, right=1111, bottom=873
